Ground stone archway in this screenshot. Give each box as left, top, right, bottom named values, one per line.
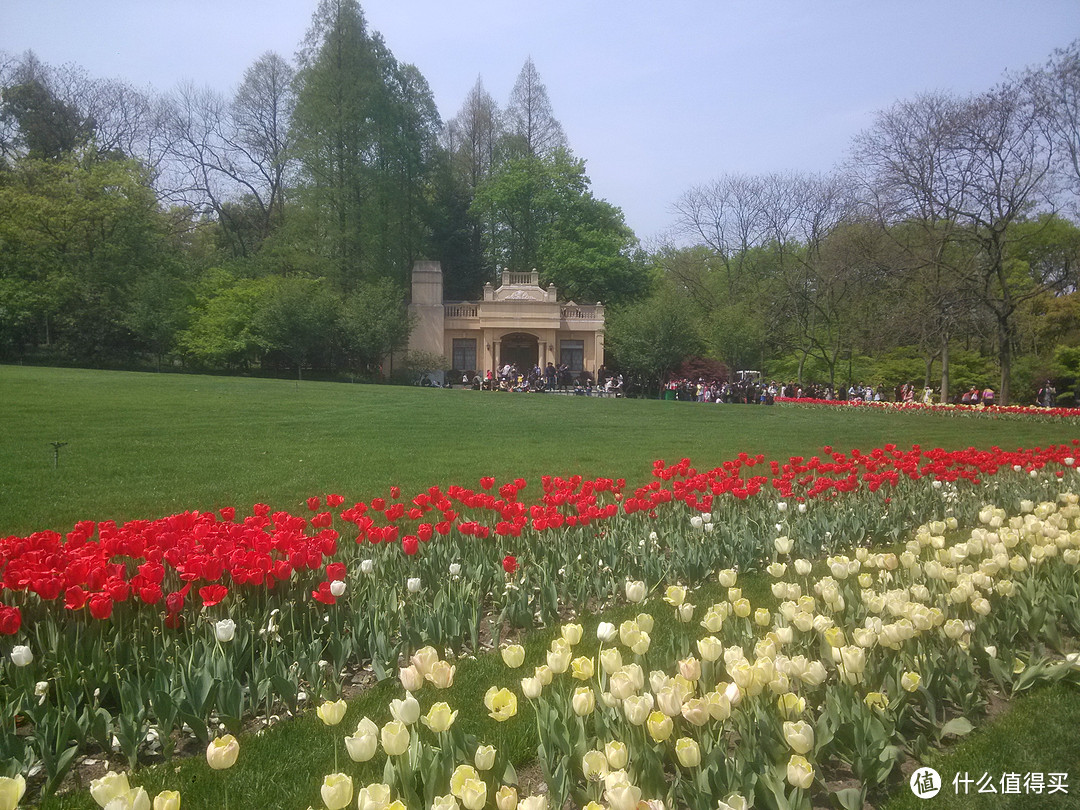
left=499, top=332, right=539, bottom=374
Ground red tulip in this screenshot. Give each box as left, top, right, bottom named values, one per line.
left=88, top=594, right=114, bottom=620
left=199, top=584, right=229, bottom=607
left=0, top=605, right=21, bottom=634
left=502, top=555, right=519, bottom=574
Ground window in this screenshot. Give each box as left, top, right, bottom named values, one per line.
left=452, top=338, right=477, bottom=372
left=560, top=339, right=584, bottom=371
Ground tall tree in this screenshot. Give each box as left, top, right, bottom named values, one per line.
left=1026, top=39, right=1080, bottom=215
left=291, top=0, right=440, bottom=290
left=850, top=92, right=980, bottom=400
left=503, top=58, right=566, bottom=160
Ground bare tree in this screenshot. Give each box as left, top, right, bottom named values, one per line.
left=160, top=51, right=295, bottom=256
left=1025, top=39, right=1080, bottom=216
left=946, top=81, right=1057, bottom=403
left=850, top=92, right=980, bottom=401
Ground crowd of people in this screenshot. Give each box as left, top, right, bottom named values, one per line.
left=446, top=363, right=625, bottom=395
left=424, top=368, right=1059, bottom=407
left=661, top=378, right=1007, bottom=406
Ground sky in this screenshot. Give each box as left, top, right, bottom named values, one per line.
left=4, top=0, right=1078, bottom=242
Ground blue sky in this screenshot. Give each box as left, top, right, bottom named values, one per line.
left=5, top=0, right=1078, bottom=240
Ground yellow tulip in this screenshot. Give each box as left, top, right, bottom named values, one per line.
left=205, top=735, right=239, bottom=770
left=571, top=656, right=594, bottom=680
left=345, top=717, right=379, bottom=762
left=450, top=765, right=480, bottom=798
left=90, top=771, right=132, bottom=805
left=495, top=785, right=519, bottom=810
left=153, top=790, right=180, bottom=810
left=460, top=778, right=487, bottom=810
left=604, top=740, right=628, bottom=770
left=356, top=783, right=392, bottom=810
left=317, top=698, right=347, bottom=726
left=320, top=773, right=353, bottom=810
left=380, top=720, right=410, bottom=756
left=786, top=754, right=815, bottom=789
left=484, top=687, right=518, bottom=721
left=561, top=623, right=584, bottom=645
left=426, top=660, right=456, bottom=688
left=0, top=776, right=25, bottom=810
left=646, top=710, right=673, bottom=742
left=421, top=702, right=459, bottom=733
left=500, top=644, right=525, bottom=668
left=782, top=720, right=814, bottom=754
left=675, top=737, right=701, bottom=767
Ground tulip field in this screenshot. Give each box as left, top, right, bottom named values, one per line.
left=2, top=367, right=1080, bottom=810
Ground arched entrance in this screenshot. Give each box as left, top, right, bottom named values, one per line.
left=499, top=332, right=539, bottom=373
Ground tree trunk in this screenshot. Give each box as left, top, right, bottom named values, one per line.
left=939, top=335, right=950, bottom=404
left=998, top=316, right=1011, bottom=406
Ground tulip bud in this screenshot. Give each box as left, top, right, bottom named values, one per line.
left=380, top=721, right=410, bottom=756
left=605, top=740, right=628, bottom=769
left=214, top=618, right=236, bottom=643
left=624, top=579, right=646, bottom=603
left=500, top=644, right=525, bottom=668
left=398, top=664, right=423, bottom=693
left=572, top=686, right=596, bottom=716
left=329, top=579, right=347, bottom=597
left=474, top=744, right=496, bottom=771
left=496, top=785, right=519, bottom=810
left=786, top=754, right=815, bottom=789
left=9, top=645, right=32, bottom=667
left=345, top=717, right=378, bottom=762
left=360, top=559, right=374, bottom=574
left=675, top=737, right=701, bottom=767
left=153, top=789, right=180, bottom=810
left=521, top=676, right=543, bottom=699
left=321, top=773, right=354, bottom=810
left=407, top=577, right=421, bottom=593
left=206, top=734, right=239, bottom=769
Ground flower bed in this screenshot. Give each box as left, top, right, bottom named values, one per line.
left=1, top=442, right=1079, bottom=802
left=776, top=397, right=1080, bottom=421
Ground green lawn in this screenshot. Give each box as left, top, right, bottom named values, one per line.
left=1, top=365, right=1076, bottom=537
left=5, top=365, right=1080, bottom=810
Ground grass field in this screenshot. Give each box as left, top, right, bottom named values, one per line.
left=2, top=365, right=1077, bottom=537
left=4, top=365, right=1080, bottom=808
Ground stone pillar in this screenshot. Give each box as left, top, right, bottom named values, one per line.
left=408, top=261, right=445, bottom=360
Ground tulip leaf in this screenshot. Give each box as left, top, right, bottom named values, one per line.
left=830, top=787, right=865, bottom=810
left=940, top=716, right=974, bottom=737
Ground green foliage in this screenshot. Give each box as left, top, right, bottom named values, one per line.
left=177, top=272, right=273, bottom=369
left=473, top=149, right=648, bottom=306
left=290, top=0, right=440, bottom=290
left=0, top=150, right=180, bottom=361
left=605, top=286, right=703, bottom=393
left=338, top=278, right=413, bottom=374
